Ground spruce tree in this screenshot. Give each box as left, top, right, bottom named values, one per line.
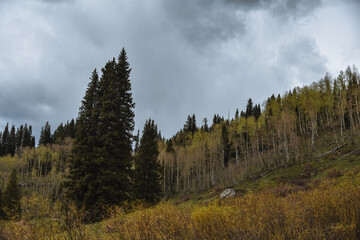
left=66, top=69, right=100, bottom=211
left=245, top=98, right=253, bottom=118
left=67, top=48, right=135, bottom=217
left=235, top=108, right=239, bottom=119
left=133, top=119, right=162, bottom=204
left=191, top=114, right=197, bottom=134
left=15, top=125, right=24, bottom=150
left=96, top=48, right=135, bottom=206
left=3, top=168, right=21, bottom=219
left=2, top=124, right=10, bottom=156
left=134, top=129, right=140, bottom=153
left=9, top=125, right=16, bottom=156
left=202, top=118, right=209, bottom=133
left=253, top=104, right=261, bottom=120
left=39, top=122, right=52, bottom=145
left=53, top=123, right=65, bottom=144
left=30, top=137, right=35, bottom=148
left=22, top=124, right=30, bottom=147
left=68, top=119, right=76, bottom=138
left=184, top=115, right=192, bottom=132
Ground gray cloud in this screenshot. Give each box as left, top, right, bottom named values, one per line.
left=0, top=0, right=358, bottom=140
left=224, top=0, right=263, bottom=8
left=276, top=36, right=328, bottom=86
left=269, top=0, right=323, bottom=19
left=163, top=0, right=246, bottom=48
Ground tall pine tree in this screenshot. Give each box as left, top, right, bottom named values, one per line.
left=66, top=69, right=100, bottom=212
left=39, top=122, right=52, bottom=145
left=66, top=48, right=135, bottom=218
left=96, top=48, right=135, bottom=206
left=133, top=119, right=161, bottom=204
left=2, top=124, right=10, bottom=156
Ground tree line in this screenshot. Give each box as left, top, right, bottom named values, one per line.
left=38, top=119, right=77, bottom=145
left=0, top=123, right=35, bottom=157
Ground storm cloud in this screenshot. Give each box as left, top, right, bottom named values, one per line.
left=0, top=0, right=359, bottom=140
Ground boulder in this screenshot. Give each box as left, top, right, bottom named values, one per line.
left=219, top=189, right=235, bottom=198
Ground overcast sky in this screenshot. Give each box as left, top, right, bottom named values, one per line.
left=0, top=0, right=359, bottom=140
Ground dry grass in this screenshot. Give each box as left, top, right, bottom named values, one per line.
left=101, top=170, right=360, bottom=240
left=3, top=170, right=360, bottom=239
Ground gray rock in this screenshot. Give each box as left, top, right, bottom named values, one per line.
left=219, top=189, right=235, bottom=198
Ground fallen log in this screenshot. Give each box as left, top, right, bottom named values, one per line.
left=316, top=144, right=345, bottom=158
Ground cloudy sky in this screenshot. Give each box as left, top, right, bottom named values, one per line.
left=0, top=0, right=359, bottom=140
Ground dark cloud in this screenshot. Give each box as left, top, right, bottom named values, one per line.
left=224, top=0, right=323, bottom=18
left=0, top=0, right=358, bottom=140
left=163, top=0, right=245, bottom=48
left=224, top=0, right=263, bottom=8
left=162, top=0, right=323, bottom=50
left=270, top=0, right=323, bottom=19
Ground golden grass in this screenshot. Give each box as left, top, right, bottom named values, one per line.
left=3, top=169, right=360, bottom=239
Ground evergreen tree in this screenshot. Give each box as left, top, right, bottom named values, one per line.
left=39, top=122, right=52, bottom=145
left=30, top=136, right=35, bottom=148
left=133, top=119, right=162, bottom=204
left=235, top=108, right=239, bottom=119
left=240, top=110, right=246, bottom=118
left=212, top=114, right=223, bottom=125
left=184, top=114, right=198, bottom=134
left=15, top=125, right=24, bottom=150
left=202, top=118, right=209, bottom=133
left=253, top=104, right=261, bottom=120
left=53, top=123, right=65, bottom=144
left=3, top=168, right=21, bottom=219
left=134, top=129, right=140, bottom=153
left=67, top=48, right=135, bottom=217
left=245, top=98, right=253, bottom=118
left=9, top=125, right=16, bottom=156
left=69, top=119, right=76, bottom=138
left=22, top=124, right=30, bottom=147
left=66, top=69, right=100, bottom=212
left=95, top=48, right=135, bottom=207
left=2, top=124, right=10, bottom=156
left=184, top=115, right=192, bottom=132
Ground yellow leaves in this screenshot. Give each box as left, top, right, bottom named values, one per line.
left=21, top=193, right=52, bottom=220
left=4, top=171, right=360, bottom=239
left=191, top=204, right=235, bottom=240
left=103, top=202, right=191, bottom=240
left=102, top=171, right=360, bottom=239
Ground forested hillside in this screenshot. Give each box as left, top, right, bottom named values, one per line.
left=0, top=48, right=359, bottom=238
left=159, top=66, right=360, bottom=198
left=0, top=66, right=359, bottom=202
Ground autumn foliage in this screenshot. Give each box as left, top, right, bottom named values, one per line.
left=2, top=168, right=360, bottom=239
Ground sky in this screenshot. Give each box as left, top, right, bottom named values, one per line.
left=0, top=0, right=359, bottom=140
